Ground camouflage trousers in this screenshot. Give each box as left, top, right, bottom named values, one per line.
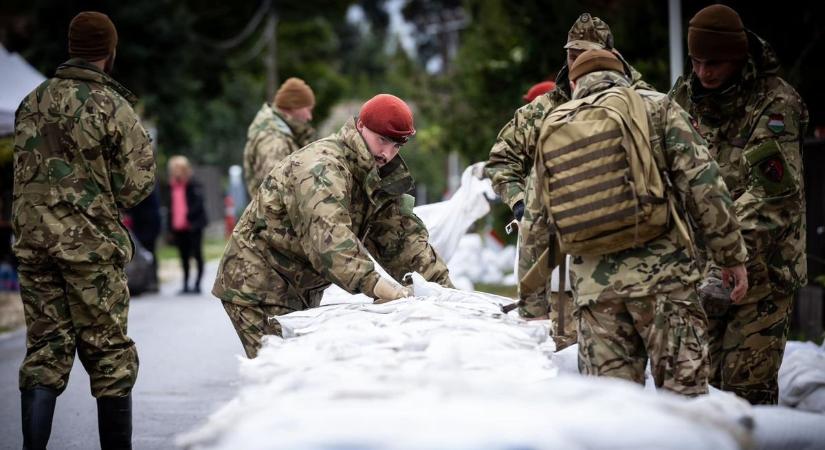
left=703, top=291, right=793, bottom=405
left=577, top=285, right=709, bottom=396
left=18, top=261, right=138, bottom=398
left=517, top=173, right=551, bottom=318
left=222, top=301, right=291, bottom=358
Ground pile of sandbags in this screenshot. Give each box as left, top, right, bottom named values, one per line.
left=179, top=276, right=754, bottom=450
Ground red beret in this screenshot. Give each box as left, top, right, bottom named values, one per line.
left=359, top=94, right=415, bottom=143
left=523, top=81, right=556, bottom=102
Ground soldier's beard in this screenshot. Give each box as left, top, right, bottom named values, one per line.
left=374, top=155, right=388, bottom=167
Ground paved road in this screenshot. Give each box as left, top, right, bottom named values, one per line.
left=0, top=263, right=242, bottom=449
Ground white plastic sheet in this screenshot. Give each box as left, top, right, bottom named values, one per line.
left=0, top=45, right=46, bottom=135
left=413, top=162, right=495, bottom=262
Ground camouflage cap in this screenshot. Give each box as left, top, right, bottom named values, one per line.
left=565, top=13, right=613, bottom=51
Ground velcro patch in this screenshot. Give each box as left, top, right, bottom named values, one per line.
left=760, top=158, right=784, bottom=183
left=745, top=140, right=794, bottom=196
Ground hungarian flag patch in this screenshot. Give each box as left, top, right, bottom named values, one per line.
left=767, top=114, right=785, bottom=134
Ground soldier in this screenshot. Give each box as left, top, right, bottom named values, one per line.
left=670, top=4, right=808, bottom=404
left=486, top=13, right=653, bottom=343
left=547, top=49, right=748, bottom=396
left=244, top=77, right=316, bottom=197
left=13, top=12, right=155, bottom=449
left=214, top=94, right=453, bottom=358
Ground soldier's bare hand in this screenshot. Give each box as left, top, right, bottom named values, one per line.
left=721, top=264, right=748, bottom=304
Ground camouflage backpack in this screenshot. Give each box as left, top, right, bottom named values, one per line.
left=535, top=86, right=670, bottom=256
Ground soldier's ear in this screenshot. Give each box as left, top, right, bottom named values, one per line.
left=355, top=119, right=364, bottom=132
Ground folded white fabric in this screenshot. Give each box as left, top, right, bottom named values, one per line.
left=779, top=341, right=825, bottom=413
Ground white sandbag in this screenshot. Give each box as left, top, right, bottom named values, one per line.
left=448, top=233, right=517, bottom=287
left=751, top=405, right=825, bottom=450
left=779, top=340, right=825, bottom=413
left=179, top=278, right=755, bottom=450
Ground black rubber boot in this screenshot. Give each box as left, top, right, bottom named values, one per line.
left=97, top=395, right=132, bottom=450
left=21, top=386, right=58, bottom=450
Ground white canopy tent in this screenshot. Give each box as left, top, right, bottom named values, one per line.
left=0, top=45, right=46, bottom=136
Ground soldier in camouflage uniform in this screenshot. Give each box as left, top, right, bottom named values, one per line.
left=214, top=94, right=453, bottom=358
left=244, top=77, right=316, bottom=197
left=556, top=50, right=748, bottom=396
left=670, top=4, right=808, bottom=405
left=486, top=14, right=653, bottom=343
left=12, top=12, right=155, bottom=449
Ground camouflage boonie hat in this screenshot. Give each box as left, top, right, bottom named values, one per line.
left=565, top=13, right=614, bottom=51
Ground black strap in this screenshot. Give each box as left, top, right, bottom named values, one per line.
left=557, top=253, right=567, bottom=340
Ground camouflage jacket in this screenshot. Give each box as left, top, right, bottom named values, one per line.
left=243, top=103, right=315, bottom=197
left=12, top=58, right=155, bottom=265
left=486, top=55, right=655, bottom=210
left=561, top=71, right=746, bottom=305
left=214, top=119, right=452, bottom=309
left=670, top=30, right=808, bottom=301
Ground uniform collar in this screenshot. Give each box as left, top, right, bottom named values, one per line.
left=572, top=70, right=631, bottom=99
left=554, top=51, right=651, bottom=102
left=54, top=58, right=138, bottom=105
left=272, top=105, right=315, bottom=146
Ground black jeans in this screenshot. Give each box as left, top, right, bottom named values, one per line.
left=172, top=229, right=203, bottom=292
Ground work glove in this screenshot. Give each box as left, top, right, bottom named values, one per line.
left=698, top=264, right=748, bottom=315
left=512, top=200, right=525, bottom=221
left=721, top=264, right=748, bottom=304
left=697, top=275, right=731, bottom=318
left=372, top=277, right=413, bottom=304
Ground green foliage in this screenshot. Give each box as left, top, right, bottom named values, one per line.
left=474, top=282, right=517, bottom=299
left=3, top=0, right=819, bottom=208
left=0, top=0, right=356, bottom=170
left=420, top=0, right=676, bottom=165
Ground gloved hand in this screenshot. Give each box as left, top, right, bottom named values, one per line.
left=721, top=264, right=748, bottom=304
left=372, top=277, right=413, bottom=304
left=512, top=200, right=525, bottom=221
left=698, top=263, right=748, bottom=315
left=697, top=275, right=731, bottom=317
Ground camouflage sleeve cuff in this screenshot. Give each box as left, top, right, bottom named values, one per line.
left=508, top=192, right=525, bottom=211
left=489, top=179, right=525, bottom=209
left=437, top=274, right=455, bottom=289
left=710, top=237, right=748, bottom=268
left=358, top=271, right=382, bottom=297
